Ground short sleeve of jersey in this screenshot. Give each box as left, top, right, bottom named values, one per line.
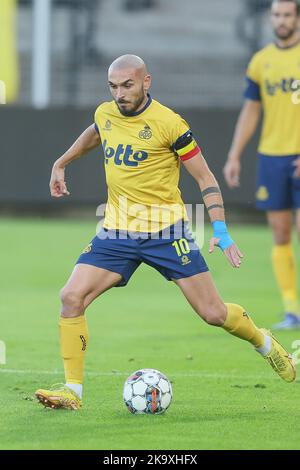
left=169, top=114, right=201, bottom=162
left=244, top=54, right=261, bottom=101
left=94, top=104, right=103, bottom=136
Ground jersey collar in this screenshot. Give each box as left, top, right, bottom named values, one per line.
left=118, top=93, right=152, bottom=117
left=274, top=39, right=300, bottom=50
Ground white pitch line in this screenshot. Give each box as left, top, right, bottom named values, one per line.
left=0, top=368, right=278, bottom=381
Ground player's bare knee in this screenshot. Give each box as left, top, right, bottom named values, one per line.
left=60, top=287, right=84, bottom=312
left=274, top=233, right=291, bottom=245
left=271, top=225, right=291, bottom=245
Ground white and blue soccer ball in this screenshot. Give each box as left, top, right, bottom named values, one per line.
left=123, top=368, right=173, bottom=414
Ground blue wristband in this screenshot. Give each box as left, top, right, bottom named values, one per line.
left=212, top=221, right=234, bottom=251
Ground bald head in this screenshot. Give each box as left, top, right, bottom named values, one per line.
left=109, top=55, right=148, bottom=76
left=108, top=55, right=151, bottom=116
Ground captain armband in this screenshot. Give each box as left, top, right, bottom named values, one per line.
left=172, top=130, right=201, bottom=161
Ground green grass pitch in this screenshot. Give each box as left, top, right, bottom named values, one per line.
left=1, top=217, right=300, bottom=450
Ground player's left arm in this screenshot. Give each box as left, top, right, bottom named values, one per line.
left=182, top=151, right=243, bottom=268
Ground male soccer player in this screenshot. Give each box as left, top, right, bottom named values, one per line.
left=36, top=54, right=295, bottom=410
left=224, top=0, right=300, bottom=330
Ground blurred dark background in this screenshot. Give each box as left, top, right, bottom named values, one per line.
left=0, top=0, right=274, bottom=219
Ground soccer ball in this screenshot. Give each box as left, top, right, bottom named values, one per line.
left=123, top=368, right=172, bottom=414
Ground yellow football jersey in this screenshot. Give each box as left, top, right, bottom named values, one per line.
left=246, top=42, right=300, bottom=155
left=94, top=96, right=200, bottom=232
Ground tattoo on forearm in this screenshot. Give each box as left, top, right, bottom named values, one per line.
left=201, top=186, right=221, bottom=198
left=207, top=204, right=224, bottom=212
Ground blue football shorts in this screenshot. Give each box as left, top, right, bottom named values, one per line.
left=76, top=221, right=208, bottom=287
left=256, top=153, right=300, bottom=211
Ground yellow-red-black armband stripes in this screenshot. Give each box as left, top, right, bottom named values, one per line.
left=172, top=130, right=201, bottom=162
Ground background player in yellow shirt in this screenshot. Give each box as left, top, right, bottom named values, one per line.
left=224, top=0, right=300, bottom=330
left=35, top=55, right=295, bottom=410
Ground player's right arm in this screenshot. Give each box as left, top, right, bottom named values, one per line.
left=50, top=124, right=101, bottom=198
left=224, top=51, right=263, bottom=188
left=223, top=100, right=261, bottom=188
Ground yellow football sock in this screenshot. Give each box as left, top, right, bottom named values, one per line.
left=59, top=315, right=89, bottom=384
left=223, top=303, right=264, bottom=348
left=272, top=244, right=299, bottom=314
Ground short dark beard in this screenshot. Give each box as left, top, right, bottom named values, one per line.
left=117, top=92, right=146, bottom=116
left=275, top=27, right=297, bottom=40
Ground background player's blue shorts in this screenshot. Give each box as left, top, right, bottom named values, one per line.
left=76, top=221, right=208, bottom=286
left=256, top=153, right=300, bottom=211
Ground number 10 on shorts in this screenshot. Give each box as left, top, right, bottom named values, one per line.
left=172, top=239, right=191, bottom=257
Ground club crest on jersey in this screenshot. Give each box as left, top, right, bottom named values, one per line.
left=103, top=120, right=112, bottom=131
left=102, top=139, right=148, bottom=166
left=139, top=125, right=152, bottom=140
